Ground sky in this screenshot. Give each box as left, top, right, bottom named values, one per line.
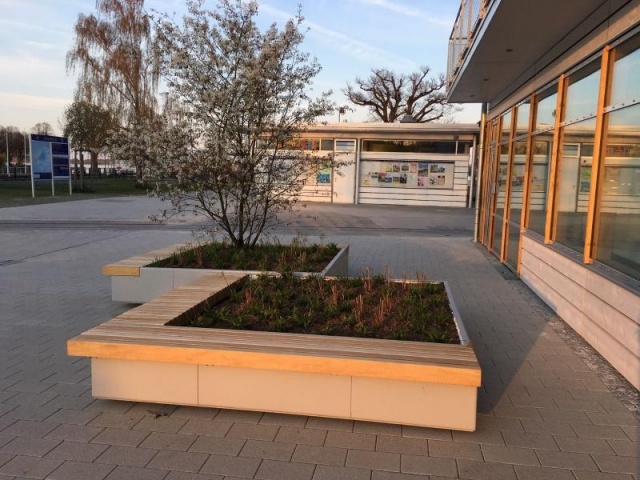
left=0, top=0, right=480, bottom=134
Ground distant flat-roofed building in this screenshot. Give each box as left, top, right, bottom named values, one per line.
left=291, top=122, right=479, bottom=208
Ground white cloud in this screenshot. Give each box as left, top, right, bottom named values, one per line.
left=259, top=3, right=418, bottom=71
left=21, top=40, right=59, bottom=51
left=357, top=0, right=453, bottom=27
left=0, top=53, right=65, bottom=80
left=0, top=91, right=70, bottom=110
left=0, top=18, right=69, bottom=38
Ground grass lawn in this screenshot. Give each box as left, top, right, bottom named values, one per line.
left=0, top=177, right=148, bottom=208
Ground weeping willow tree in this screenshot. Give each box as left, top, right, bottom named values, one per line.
left=66, top=0, right=160, bottom=179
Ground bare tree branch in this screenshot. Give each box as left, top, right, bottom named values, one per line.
left=343, top=66, right=460, bottom=123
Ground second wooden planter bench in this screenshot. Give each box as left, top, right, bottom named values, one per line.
left=103, top=244, right=350, bottom=303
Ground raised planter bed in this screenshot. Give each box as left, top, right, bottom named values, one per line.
left=68, top=274, right=481, bottom=431
left=103, top=243, right=349, bottom=303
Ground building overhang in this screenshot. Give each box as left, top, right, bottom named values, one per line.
left=447, top=0, right=619, bottom=104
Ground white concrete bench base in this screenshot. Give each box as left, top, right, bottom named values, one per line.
left=92, top=358, right=478, bottom=431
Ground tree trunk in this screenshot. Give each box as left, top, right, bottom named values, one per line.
left=79, top=152, right=85, bottom=191
left=91, top=151, right=99, bottom=177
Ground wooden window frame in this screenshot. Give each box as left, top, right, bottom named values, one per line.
left=546, top=74, right=568, bottom=244
left=517, top=93, right=537, bottom=275
left=500, top=109, right=517, bottom=262
left=584, top=46, right=614, bottom=263
left=488, top=116, right=504, bottom=252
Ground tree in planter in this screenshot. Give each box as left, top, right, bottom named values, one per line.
left=344, top=66, right=459, bottom=123
left=110, top=0, right=336, bottom=248
left=63, top=101, right=117, bottom=189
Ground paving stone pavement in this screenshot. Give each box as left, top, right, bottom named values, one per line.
left=0, top=198, right=638, bottom=480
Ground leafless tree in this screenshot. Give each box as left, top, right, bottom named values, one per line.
left=31, top=122, right=54, bottom=135
left=344, top=66, right=459, bottom=123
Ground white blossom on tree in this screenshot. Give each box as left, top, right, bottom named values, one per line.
left=109, top=0, right=338, bottom=247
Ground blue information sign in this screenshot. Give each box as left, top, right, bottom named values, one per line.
left=29, top=134, right=71, bottom=197
left=30, top=135, right=70, bottom=180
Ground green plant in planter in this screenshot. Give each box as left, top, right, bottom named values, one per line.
left=171, top=273, right=460, bottom=344
left=150, top=235, right=340, bottom=273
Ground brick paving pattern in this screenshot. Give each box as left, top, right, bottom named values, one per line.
left=0, top=198, right=637, bottom=479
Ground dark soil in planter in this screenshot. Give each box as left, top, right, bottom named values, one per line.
left=170, top=275, right=460, bottom=344
left=150, top=242, right=340, bottom=273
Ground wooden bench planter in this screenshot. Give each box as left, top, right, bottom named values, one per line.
left=68, top=275, right=481, bottom=431
left=103, top=243, right=350, bottom=303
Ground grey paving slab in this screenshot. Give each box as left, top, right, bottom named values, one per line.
left=376, top=435, right=428, bottom=455
left=400, top=454, right=458, bottom=477
left=312, top=464, right=371, bottom=480
left=324, top=431, right=376, bottom=451
left=94, top=445, right=159, bottom=467
left=254, top=459, right=315, bottom=480
left=199, top=453, right=261, bottom=477
left=429, top=439, right=483, bottom=460
left=47, top=460, right=115, bottom=480
left=188, top=436, right=246, bottom=456
left=346, top=449, right=400, bottom=472
left=291, top=444, right=347, bottom=466
left=239, top=439, right=295, bottom=461
left=274, top=427, right=327, bottom=446
left=146, top=449, right=209, bottom=473
left=104, top=465, right=169, bottom=480
left=179, top=419, right=233, bottom=437
left=0, top=456, right=64, bottom=479
left=1, top=200, right=638, bottom=480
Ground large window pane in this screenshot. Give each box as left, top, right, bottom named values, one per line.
left=609, top=34, right=640, bottom=107
left=492, top=144, right=509, bottom=255
left=362, top=140, right=456, bottom=153
left=501, top=111, right=512, bottom=144
left=555, top=118, right=597, bottom=253
left=564, top=61, right=600, bottom=122
left=527, top=135, right=552, bottom=234
left=509, top=141, right=527, bottom=226
left=535, top=87, right=558, bottom=132
left=515, top=101, right=531, bottom=137
left=595, top=103, right=640, bottom=280
left=506, top=224, right=520, bottom=267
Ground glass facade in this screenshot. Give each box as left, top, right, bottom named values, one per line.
left=555, top=118, right=597, bottom=252
left=478, top=31, right=640, bottom=281
left=593, top=35, right=640, bottom=279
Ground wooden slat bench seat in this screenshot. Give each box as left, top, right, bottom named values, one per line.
left=68, top=274, right=481, bottom=431
left=102, top=244, right=188, bottom=276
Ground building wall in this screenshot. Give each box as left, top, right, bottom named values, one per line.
left=520, top=235, right=640, bottom=389
left=457, top=4, right=640, bottom=387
